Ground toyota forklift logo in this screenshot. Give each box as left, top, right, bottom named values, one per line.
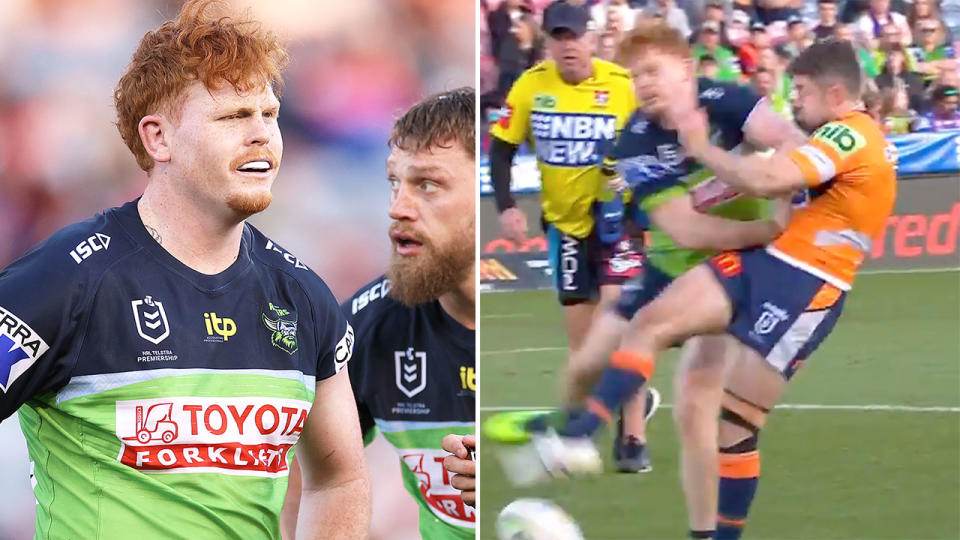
left=122, top=403, right=178, bottom=444
left=401, top=448, right=476, bottom=528
left=115, top=397, right=311, bottom=477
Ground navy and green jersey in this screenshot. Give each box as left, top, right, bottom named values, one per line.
left=344, top=276, right=475, bottom=539
left=611, top=78, right=771, bottom=277
left=0, top=199, right=353, bottom=539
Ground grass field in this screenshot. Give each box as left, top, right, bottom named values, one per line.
left=478, top=270, right=960, bottom=539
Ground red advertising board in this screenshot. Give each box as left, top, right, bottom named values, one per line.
left=480, top=174, right=960, bottom=291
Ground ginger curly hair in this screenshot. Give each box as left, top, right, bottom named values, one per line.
left=114, top=0, right=289, bottom=172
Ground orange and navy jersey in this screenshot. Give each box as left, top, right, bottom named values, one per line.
left=769, top=111, right=897, bottom=290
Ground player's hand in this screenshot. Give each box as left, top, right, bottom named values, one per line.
left=441, top=434, right=476, bottom=507
left=607, top=173, right=627, bottom=192
left=499, top=207, right=528, bottom=245
left=668, top=102, right=710, bottom=158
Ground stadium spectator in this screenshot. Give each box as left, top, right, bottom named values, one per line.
left=698, top=54, right=721, bottom=78
left=784, top=14, right=813, bottom=55
left=727, top=9, right=754, bottom=46
left=693, top=20, right=743, bottom=80
left=644, top=0, right=694, bottom=38
left=875, top=47, right=928, bottom=110
left=734, top=0, right=755, bottom=22
left=835, top=23, right=882, bottom=76
left=703, top=0, right=728, bottom=26
left=812, top=0, right=840, bottom=40
left=912, top=18, right=958, bottom=81
left=503, top=13, right=543, bottom=95
left=598, top=2, right=630, bottom=60
left=753, top=0, right=804, bottom=24
left=758, top=46, right=796, bottom=104
left=753, top=67, right=794, bottom=117
left=937, top=64, right=960, bottom=87
left=908, top=0, right=954, bottom=43
left=856, top=0, right=912, bottom=46
left=487, top=0, right=542, bottom=101
left=912, top=84, right=960, bottom=130
left=738, top=21, right=772, bottom=76
left=702, top=0, right=737, bottom=46
left=863, top=84, right=885, bottom=121
left=872, top=23, right=922, bottom=71
left=488, top=0, right=527, bottom=61
left=879, top=83, right=917, bottom=133
left=592, top=0, right=642, bottom=32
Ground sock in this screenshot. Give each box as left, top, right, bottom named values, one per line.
left=716, top=451, right=760, bottom=540
left=689, top=530, right=715, bottom=539
left=564, top=351, right=654, bottom=437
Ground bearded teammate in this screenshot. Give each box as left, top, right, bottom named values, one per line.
left=348, top=88, right=476, bottom=539
left=542, top=40, right=897, bottom=538
left=488, top=0, right=658, bottom=470
left=0, top=2, right=370, bottom=538
left=284, top=89, right=477, bottom=539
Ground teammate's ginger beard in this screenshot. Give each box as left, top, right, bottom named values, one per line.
left=387, top=216, right=475, bottom=306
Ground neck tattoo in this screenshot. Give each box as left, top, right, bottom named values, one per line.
left=145, top=225, right=162, bottom=245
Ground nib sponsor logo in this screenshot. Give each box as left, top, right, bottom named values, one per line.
left=402, top=448, right=476, bottom=528
left=116, top=397, right=311, bottom=477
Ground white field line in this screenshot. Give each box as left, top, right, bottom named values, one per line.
left=480, top=267, right=960, bottom=294
left=858, top=267, right=959, bottom=275
left=480, top=313, right=534, bottom=319
left=479, top=404, right=960, bottom=413
left=480, top=346, right=566, bottom=355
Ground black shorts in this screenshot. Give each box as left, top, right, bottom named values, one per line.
left=545, top=224, right=642, bottom=305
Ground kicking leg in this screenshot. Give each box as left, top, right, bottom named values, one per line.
left=565, top=263, right=732, bottom=438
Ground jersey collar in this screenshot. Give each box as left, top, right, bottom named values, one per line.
left=113, top=198, right=253, bottom=292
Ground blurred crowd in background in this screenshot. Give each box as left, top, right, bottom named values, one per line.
left=480, top=0, right=960, bottom=138
left=0, top=0, right=473, bottom=297
left=0, top=1, right=473, bottom=538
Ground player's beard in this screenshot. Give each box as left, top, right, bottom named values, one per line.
left=227, top=191, right=272, bottom=216
left=388, top=218, right=475, bottom=306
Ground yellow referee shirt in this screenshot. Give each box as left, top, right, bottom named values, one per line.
left=491, top=58, right=636, bottom=238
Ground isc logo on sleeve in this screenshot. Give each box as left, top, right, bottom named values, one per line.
left=68, top=233, right=111, bottom=264
left=351, top=280, right=392, bottom=314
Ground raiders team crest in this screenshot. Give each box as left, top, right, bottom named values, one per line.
left=262, top=302, right=298, bottom=355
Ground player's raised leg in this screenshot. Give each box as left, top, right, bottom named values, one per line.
left=566, top=287, right=656, bottom=472
left=564, top=263, right=732, bottom=440
left=566, top=310, right=629, bottom=403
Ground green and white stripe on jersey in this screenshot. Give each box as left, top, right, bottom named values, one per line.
left=20, top=368, right=315, bottom=539
left=374, top=419, right=476, bottom=540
